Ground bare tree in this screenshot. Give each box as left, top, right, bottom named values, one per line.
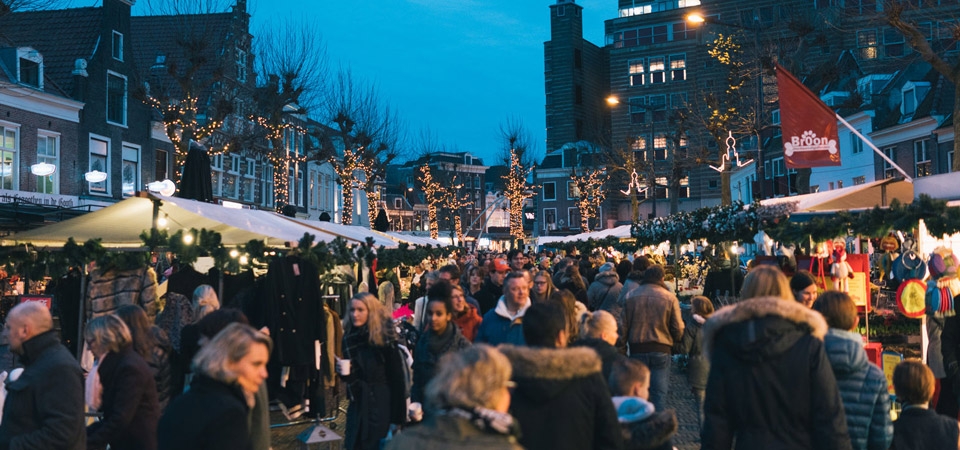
left=314, top=68, right=403, bottom=225
left=251, top=17, right=327, bottom=211
left=570, top=167, right=608, bottom=231
left=502, top=147, right=535, bottom=243
left=887, top=1, right=960, bottom=172
left=418, top=164, right=442, bottom=239
left=0, top=0, right=68, bottom=16
left=498, top=117, right=539, bottom=167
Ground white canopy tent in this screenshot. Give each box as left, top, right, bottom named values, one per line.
left=3, top=195, right=348, bottom=248
left=279, top=217, right=401, bottom=248
left=760, top=178, right=913, bottom=212
left=385, top=232, right=445, bottom=247
left=536, top=224, right=633, bottom=248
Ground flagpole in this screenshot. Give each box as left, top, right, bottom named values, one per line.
left=834, top=113, right=914, bottom=182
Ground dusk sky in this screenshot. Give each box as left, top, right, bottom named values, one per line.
left=130, top=0, right=611, bottom=165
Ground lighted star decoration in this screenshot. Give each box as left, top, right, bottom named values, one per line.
left=710, top=131, right=754, bottom=172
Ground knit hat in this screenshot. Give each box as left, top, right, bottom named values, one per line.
left=929, top=253, right=947, bottom=279
left=598, top=262, right=616, bottom=274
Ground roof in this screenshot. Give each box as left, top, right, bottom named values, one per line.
left=0, top=6, right=103, bottom=95
left=129, top=12, right=235, bottom=101
left=761, top=178, right=913, bottom=212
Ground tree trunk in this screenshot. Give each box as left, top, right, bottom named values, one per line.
left=429, top=204, right=438, bottom=239
left=342, top=183, right=354, bottom=225
left=454, top=216, right=463, bottom=246
left=721, top=170, right=732, bottom=206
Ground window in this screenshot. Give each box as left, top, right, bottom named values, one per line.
left=678, top=177, right=690, bottom=198
left=669, top=54, right=686, bottom=81
left=242, top=158, right=256, bottom=202
left=632, top=136, right=647, bottom=152
left=575, top=84, right=582, bottom=105
left=289, top=167, right=304, bottom=207
left=89, top=136, right=109, bottom=194
left=263, top=164, right=275, bottom=208
left=36, top=132, right=58, bottom=194
left=211, top=154, right=223, bottom=196
left=771, top=109, right=781, bottom=125
left=772, top=157, right=785, bottom=177
left=574, top=48, right=582, bottom=69
left=155, top=149, right=169, bottom=181
left=764, top=160, right=771, bottom=179
left=857, top=29, right=878, bottom=60
left=0, top=125, right=17, bottom=190
left=544, top=208, right=557, bottom=231
left=654, top=134, right=667, bottom=160
left=542, top=182, right=556, bottom=201
left=629, top=97, right=646, bottom=124
left=474, top=176, right=480, bottom=189
left=106, top=72, right=127, bottom=125
left=670, top=92, right=688, bottom=108
left=850, top=130, right=863, bottom=154
left=708, top=179, right=719, bottom=189
left=394, top=198, right=402, bottom=210
left=652, top=25, right=668, bottom=44
left=19, top=58, right=39, bottom=88
left=649, top=57, right=665, bottom=84
left=672, top=22, right=695, bottom=41
left=883, top=147, right=897, bottom=179
left=309, top=170, right=318, bottom=209
left=236, top=48, right=247, bottom=83
left=853, top=176, right=866, bottom=185
left=628, top=59, right=645, bottom=86
left=121, top=144, right=139, bottom=196
left=112, top=31, right=123, bottom=61
left=567, top=180, right=579, bottom=199
left=884, top=28, right=905, bottom=58
left=568, top=207, right=581, bottom=230
left=949, top=150, right=955, bottom=173
left=915, top=139, right=931, bottom=177
left=222, top=155, right=239, bottom=199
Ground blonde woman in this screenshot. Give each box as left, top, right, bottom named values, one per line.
left=159, top=323, right=272, bottom=450
left=339, top=293, right=407, bottom=450
left=386, top=345, right=521, bottom=449
left=84, top=314, right=160, bottom=450
left=738, top=264, right=793, bottom=301
left=575, top=310, right=622, bottom=382
left=191, top=284, right=220, bottom=320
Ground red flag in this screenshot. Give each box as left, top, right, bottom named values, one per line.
left=776, top=64, right=841, bottom=168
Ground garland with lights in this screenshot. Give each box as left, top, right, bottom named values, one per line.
left=502, top=148, right=536, bottom=242
left=441, top=173, right=473, bottom=245
left=330, top=146, right=376, bottom=225
left=144, top=95, right=226, bottom=188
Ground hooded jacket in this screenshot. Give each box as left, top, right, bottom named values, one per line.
left=701, top=296, right=852, bottom=450
left=823, top=328, right=893, bottom=450
left=612, top=396, right=677, bottom=450
left=587, top=271, right=623, bottom=312
left=475, top=299, right=527, bottom=346
left=452, top=304, right=483, bottom=342
left=499, top=345, right=623, bottom=450
left=676, top=314, right=709, bottom=391
left=385, top=409, right=522, bottom=450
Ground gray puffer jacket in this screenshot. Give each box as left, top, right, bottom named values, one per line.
left=823, top=328, right=893, bottom=450
left=587, top=271, right=622, bottom=312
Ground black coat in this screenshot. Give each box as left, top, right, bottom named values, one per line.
left=264, top=256, right=325, bottom=365
left=499, top=345, right=623, bottom=450
left=474, top=279, right=503, bottom=316
left=411, top=324, right=471, bottom=403
left=342, top=327, right=408, bottom=450
left=87, top=345, right=160, bottom=450
left=701, top=296, right=852, bottom=450
left=890, top=407, right=960, bottom=450
left=158, top=375, right=251, bottom=450
left=573, top=338, right=624, bottom=385
left=0, top=330, right=85, bottom=450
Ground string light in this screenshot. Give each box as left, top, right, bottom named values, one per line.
left=441, top=176, right=472, bottom=245
left=419, top=165, right=442, bottom=239
left=330, top=146, right=377, bottom=225
left=501, top=148, right=536, bottom=242
left=570, top=168, right=609, bottom=231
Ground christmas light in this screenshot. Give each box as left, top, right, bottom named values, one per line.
left=570, top=168, right=608, bottom=231
left=501, top=148, right=536, bottom=242
left=419, top=165, right=442, bottom=239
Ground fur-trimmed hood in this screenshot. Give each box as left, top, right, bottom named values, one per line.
left=702, top=296, right=828, bottom=361
left=498, top=344, right=602, bottom=403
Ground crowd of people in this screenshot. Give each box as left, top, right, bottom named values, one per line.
left=0, top=245, right=958, bottom=449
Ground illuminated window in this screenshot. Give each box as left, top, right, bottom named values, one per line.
left=915, top=139, right=931, bottom=177
left=857, top=29, right=878, bottom=60
left=121, top=144, right=139, bottom=196
left=0, top=125, right=18, bottom=190
left=36, top=132, right=58, bottom=194
left=89, top=136, right=108, bottom=194
left=650, top=57, right=666, bottom=84
left=628, top=59, right=645, bottom=86
left=670, top=54, right=686, bottom=81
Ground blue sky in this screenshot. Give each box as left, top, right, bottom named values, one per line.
left=130, top=0, right=611, bottom=165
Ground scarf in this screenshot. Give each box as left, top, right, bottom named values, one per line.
left=426, top=323, right=459, bottom=356
left=444, top=406, right=521, bottom=437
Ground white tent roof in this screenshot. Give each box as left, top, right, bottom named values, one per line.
left=385, top=232, right=445, bottom=247
left=535, top=224, right=633, bottom=248
left=3, top=195, right=342, bottom=248
left=760, top=178, right=913, bottom=212
left=279, top=216, right=400, bottom=248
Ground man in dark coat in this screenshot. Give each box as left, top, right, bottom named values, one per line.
left=499, top=302, right=622, bottom=450
left=701, top=295, right=853, bottom=450
left=0, top=302, right=85, bottom=450
left=474, top=259, right=508, bottom=315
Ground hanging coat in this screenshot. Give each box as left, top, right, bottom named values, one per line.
left=264, top=256, right=326, bottom=366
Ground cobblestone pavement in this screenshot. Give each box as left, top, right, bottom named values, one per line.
left=271, top=362, right=703, bottom=449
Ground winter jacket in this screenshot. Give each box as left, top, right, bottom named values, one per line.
left=890, top=406, right=960, bottom=450
left=264, top=256, right=326, bottom=366
left=0, top=330, right=85, bottom=450
left=622, top=284, right=684, bottom=354
left=587, top=272, right=623, bottom=311
left=618, top=279, right=642, bottom=304
left=676, top=314, right=710, bottom=391
left=612, top=396, right=677, bottom=450
left=385, top=410, right=522, bottom=450
left=86, top=267, right=158, bottom=322
left=87, top=345, right=160, bottom=450
left=148, top=327, right=173, bottom=412
left=411, top=324, right=471, bottom=403
left=475, top=299, right=527, bottom=346
left=701, top=296, right=852, bottom=450
left=474, top=279, right=504, bottom=315
left=499, top=345, right=623, bottom=450
left=341, top=326, right=408, bottom=450
left=823, top=328, right=893, bottom=450
left=158, top=374, right=251, bottom=450
left=573, top=338, right=624, bottom=385
left=452, top=304, right=483, bottom=342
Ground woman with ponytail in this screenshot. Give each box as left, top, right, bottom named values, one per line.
left=572, top=310, right=623, bottom=383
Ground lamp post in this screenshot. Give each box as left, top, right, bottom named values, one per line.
left=687, top=12, right=766, bottom=201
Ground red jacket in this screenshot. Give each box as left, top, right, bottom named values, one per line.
left=452, top=304, right=483, bottom=342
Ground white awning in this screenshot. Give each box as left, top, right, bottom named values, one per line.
left=761, top=178, right=913, bottom=212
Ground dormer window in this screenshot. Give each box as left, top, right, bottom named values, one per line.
left=112, top=31, right=123, bottom=61
left=16, top=48, right=42, bottom=88
left=901, top=81, right=931, bottom=117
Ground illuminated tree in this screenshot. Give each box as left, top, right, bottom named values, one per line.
left=570, top=167, right=608, bottom=231
left=440, top=174, right=472, bottom=246
left=418, top=165, right=442, bottom=239
left=502, top=148, right=535, bottom=242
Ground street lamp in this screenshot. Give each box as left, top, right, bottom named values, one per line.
left=686, top=11, right=766, bottom=202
